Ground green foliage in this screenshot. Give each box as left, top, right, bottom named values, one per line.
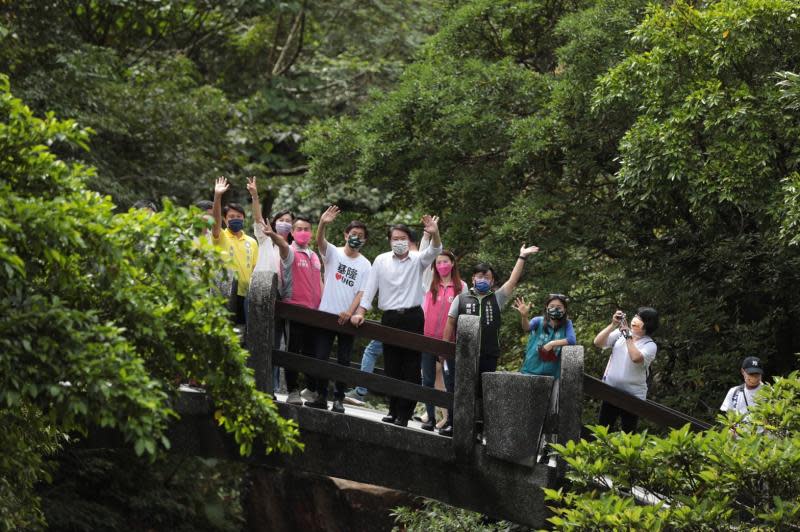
left=0, top=75, right=300, bottom=529
left=548, top=373, right=800, bottom=529
left=0, top=407, right=62, bottom=530
left=392, top=499, right=516, bottom=531
left=0, top=0, right=438, bottom=209
left=43, top=450, right=246, bottom=532
left=305, top=0, right=800, bottom=423
left=427, top=0, right=586, bottom=71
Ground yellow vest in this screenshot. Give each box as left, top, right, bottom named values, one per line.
left=213, top=229, right=258, bottom=296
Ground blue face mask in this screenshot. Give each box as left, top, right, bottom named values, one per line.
left=474, top=279, right=491, bottom=293
left=227, top=219, right=244, bottom=233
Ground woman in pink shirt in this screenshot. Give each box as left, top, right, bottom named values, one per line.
left=420, top=251, right=466, bottom=431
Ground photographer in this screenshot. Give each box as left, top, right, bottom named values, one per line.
left=593, top=307, right=659, bottom=432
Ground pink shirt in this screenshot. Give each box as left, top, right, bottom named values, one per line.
left=423, top=280, right=466, bottom=339
left=284, top=243, right=322, bottom=309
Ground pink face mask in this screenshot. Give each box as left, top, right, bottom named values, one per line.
left=435, top=262, right=453, bottom=278
left=292, top=229, right=312, bottom=246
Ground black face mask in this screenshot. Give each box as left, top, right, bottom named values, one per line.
left=347, top=235, right=364, bottom=249
left=227, top=218, right=244, bottom=233
left=547, top=307, right=565, bottom=320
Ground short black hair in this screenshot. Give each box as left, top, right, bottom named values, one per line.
left=387, top=223, right=413, bottom=241
left=133, top=199, right=157, bottom=212
left=195, top=200, right=213, bottom=211
left=636, top=307, right=659, bottom=335
left=345, top=220, right=368, bottom=239
left=293, top=214, right=313, bottom=226
left=223, top=203, right=245, bottom=217
left=472, top=262, right=498, bottom=281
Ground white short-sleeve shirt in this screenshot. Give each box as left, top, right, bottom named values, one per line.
left=602, top=330, right=657, bottom=400
left=318, top=245, right=371, bottom=314
left=720, top=383, right=762, bottom=415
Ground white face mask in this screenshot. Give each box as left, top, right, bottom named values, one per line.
left=391, top=239, right=409, bottom=256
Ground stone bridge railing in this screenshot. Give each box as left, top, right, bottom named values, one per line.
left=241, top=270, right=586, bottom=526
left=146, top=270, right=710, bottom=528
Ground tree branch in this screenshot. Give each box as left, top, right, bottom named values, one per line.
left=272, top=7, right=306, bottom=77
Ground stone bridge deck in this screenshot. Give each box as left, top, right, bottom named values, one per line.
left=152, top=271, right=711, bottom=528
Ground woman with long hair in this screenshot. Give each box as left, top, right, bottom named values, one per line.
left=420, top=250, right=466, bottom=431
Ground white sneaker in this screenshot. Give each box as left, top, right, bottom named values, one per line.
left=343, top=390, right=365, bottom=406
left=300, top=388, right=318, bottom=402
left=286, top=390, right=303, bottom=405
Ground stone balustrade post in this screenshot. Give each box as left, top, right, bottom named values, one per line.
left=452, top=314, right=481, bottom=461
left=246, top=271, right=278, bottom=393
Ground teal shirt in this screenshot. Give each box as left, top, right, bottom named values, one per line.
left=521, top=317, right=575, bottom=379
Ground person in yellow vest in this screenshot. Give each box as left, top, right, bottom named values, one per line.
left=212, top=176, right=259, bottom=325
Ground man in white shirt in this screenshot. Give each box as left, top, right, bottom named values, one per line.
left=593, top=307, right=659, bottom=432
left=351, top=216, right=442, bottom=427
left=721, top=356, right=764, bottom=415
left=306, top=205, right=372, bottom=413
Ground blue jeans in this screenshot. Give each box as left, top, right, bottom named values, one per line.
left=355, top=339, right=383, bottom=397
left=421, top=353, right=437, bottom=422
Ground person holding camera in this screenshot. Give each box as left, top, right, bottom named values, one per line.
left=593, top=307, right=659, bottom=432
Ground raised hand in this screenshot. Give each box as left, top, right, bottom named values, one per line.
left=421, top=214, right=439, bottom=234
left=513, top=297, right=530, bottom=315
left=246, top=176, right=258, bottom=197
left=519, top=243, right=540, bottom=258
left=214, top=176, right=230, bottom=196
left=257, top=220, right=273, bottom=236
left=320, top=205, right=340, bottom=225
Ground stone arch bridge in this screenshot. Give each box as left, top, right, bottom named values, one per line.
left=151, top=272, right=710, bottom=527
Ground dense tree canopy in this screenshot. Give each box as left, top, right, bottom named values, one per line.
left=304, top=0, right=800, bottom=419
left=0, top=0, right=437, bottom=208
left=0, top=76, right=299, bottom=528
left=3, top=0, right=800, bottom=528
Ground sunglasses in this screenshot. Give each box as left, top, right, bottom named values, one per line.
left=548, top=293, right=570, bottom=302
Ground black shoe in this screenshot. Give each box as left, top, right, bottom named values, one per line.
left=381, top=415, right=395, bottom=423
left=393, top=418, right=409, bottom=427
left=305, top=398, right=328, bottom=409
left=421, top=421, right=435, bottom=431
left=439, top=425, right=453, bottom=437
left=331, top=400, right=345, bottom=413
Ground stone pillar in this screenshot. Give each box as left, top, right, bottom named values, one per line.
left=482, top=372, right=554, bottom=466
left=246, top=271, right=278, bottom=393
left=556, top=345, right=583, bottom=478
left=452, top=314, right=480, bottom=461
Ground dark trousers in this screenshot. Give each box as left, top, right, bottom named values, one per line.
left=233, top=295, right=246, bottom=325
left=314, top=329, right=355, bottom=400
left=598, top=401, right=639, bottom=433
left=284, top=320, right=318, bottom=392
left=382, top=307, right=425, bottom=422
left=443, top=355, right=498, bottom=426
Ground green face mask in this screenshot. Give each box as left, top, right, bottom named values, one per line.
left=347, top=235, right=364, bottom=249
